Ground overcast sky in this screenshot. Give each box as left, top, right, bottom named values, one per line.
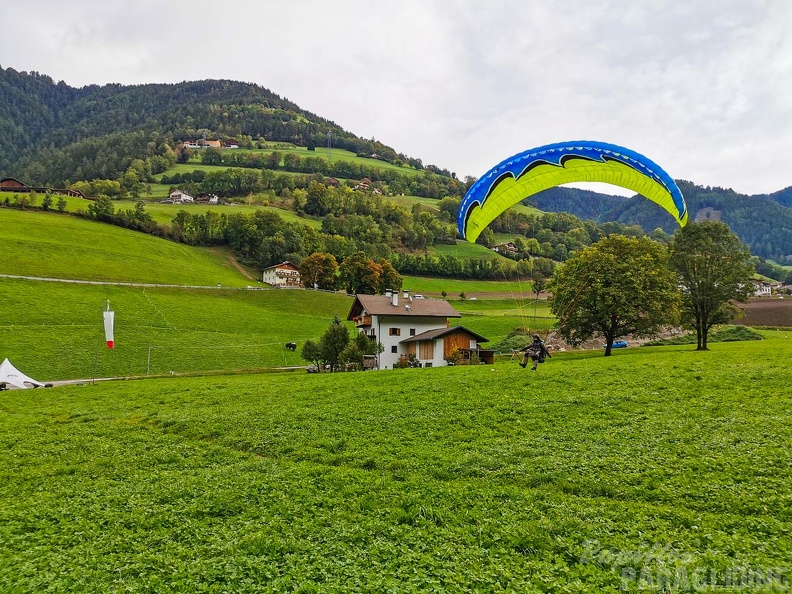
left=2, top=0, right=790, bottom=195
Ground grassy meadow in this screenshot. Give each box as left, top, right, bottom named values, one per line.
left=403, top=276, right=539, bottom=297
left=0, top=279, right=353, bottom=381
left=1, top=338, right=790, bottom=591
left=0, top=208, right=251, bottom=286
left=0, top=277, right=537, bottom=380
left=2, top=197, right=791, bottom=591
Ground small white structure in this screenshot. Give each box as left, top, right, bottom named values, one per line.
left=262, top=261, right=301, bottom=287
left=347, top=291, right=491, bottom=370
left=169, top=190, right=195, bottom=204
left=0, top=358, right=43, bottom=389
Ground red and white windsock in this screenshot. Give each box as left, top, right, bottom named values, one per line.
left=103, top=303, right=115, bottom=349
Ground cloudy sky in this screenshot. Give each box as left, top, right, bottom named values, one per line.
left=2, top=0, right=790, bottom=195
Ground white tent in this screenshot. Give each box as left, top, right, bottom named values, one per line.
left=0, top=358, right=44, bottom=389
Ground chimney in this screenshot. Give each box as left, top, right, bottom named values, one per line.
left=392, top=291, right=398, bottom=306
left=402, top=289, right=409, bottom=300
left=385, top=288, right=392, bottom=298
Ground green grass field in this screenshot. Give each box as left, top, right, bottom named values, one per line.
left=120, top=200, right=323, bottom=229
left=0, top=191, right=323, bottom=229
left=403, top=276, right=538, bottom=297
left=1, top=338, right=790, bottom=591
left=0, top=276, right=532, bottom=380
left=0, top=208, right=251, bottom=286
left=0, top=278, right=354, bottom=380
left=230, top=146, right=424, bottom=177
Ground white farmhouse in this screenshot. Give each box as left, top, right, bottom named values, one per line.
left=169, top=189, right=195, bottom=204
left=262, top=261, right=301, bottom=287
left=347, top=290, right=491, bottom=370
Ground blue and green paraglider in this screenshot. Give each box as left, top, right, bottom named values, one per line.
left=457, top=141, right=687, bottom=243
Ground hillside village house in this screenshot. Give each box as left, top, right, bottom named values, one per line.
left=182, top=139, right=222, bottom=149
left=347, top=291, right=492, bottom=370
left=262, top=261, right=301, bottom=287
left=196, top=193, right=219, bottom=204
left=752, top=280, right=773, bottom=296
left=169, top=190, right=195, bottom=204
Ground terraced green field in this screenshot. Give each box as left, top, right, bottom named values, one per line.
left=1, top=337, right=790, bottom=591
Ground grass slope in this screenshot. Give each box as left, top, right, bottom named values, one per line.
left=0, top=279, right=353, bottom=380
left=0, top=208, right=251, bottom=286
left=1, top=338, right=790, bottom=591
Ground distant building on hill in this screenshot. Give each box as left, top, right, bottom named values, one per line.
left=262, top=261, right=301, bottom=287
left=493, top=241, right=517, bottom=255
left=347, top=290, right=491, bottom=370
left=0, top=177, right=85, bottom=199
left=182, top=139, right=222, bottom=149
left=751, top=279, right=775, bottom=296
left=169, top=190, right=195, bottom=204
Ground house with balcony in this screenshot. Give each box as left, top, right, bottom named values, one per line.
left=347, top=290, right=491, bottom=370
left=169, top=189, right=195, bottom=203
left=262, top=261, right=301, bottom=287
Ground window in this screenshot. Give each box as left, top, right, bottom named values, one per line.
left=409, top=328, right=416, bottom=336
left=389, top=328, right=401, bottom=336
left=391, top=345, right=398, bottom=353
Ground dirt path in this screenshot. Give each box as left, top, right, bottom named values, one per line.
left=227, top=255, right=256, bottom=281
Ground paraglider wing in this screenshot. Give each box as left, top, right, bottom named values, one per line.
left=457, top=141, right=687, bottom=243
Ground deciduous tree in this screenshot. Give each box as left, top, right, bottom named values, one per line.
left=549, top=235, right=679, bottom=356
left=669, top=221, right=754, bottom=350
left=300, top=252, right=338, bottom=290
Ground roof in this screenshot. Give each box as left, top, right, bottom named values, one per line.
left=400, top=325, right=488, bottom=344
left=347, top=294, right=462, bottom=320
left=0, top=177, right=28, bottom=186
left=263, top=261, right=299, bottom=272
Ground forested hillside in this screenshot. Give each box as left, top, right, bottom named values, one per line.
left=0, top=66, right=452, bottom=188
left=531, top=182, right=792, bottom=264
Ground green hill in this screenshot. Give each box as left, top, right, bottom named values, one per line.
left=0, top=66, right=455, bottom=191
left=0, top=207, right=252, bottom=286
left=1, top=337, right=790, bottom=591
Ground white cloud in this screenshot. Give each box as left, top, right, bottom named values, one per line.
left=1, top=0, right=790, bottom=194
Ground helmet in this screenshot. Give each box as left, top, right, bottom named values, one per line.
left=533, top=334, right=541, bottom=340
